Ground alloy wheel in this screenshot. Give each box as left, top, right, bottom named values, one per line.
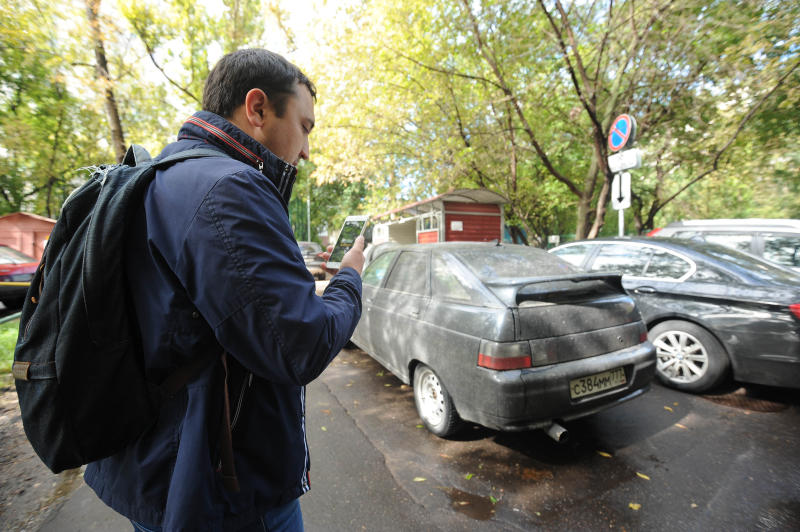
left=653, top=330, right=709, bottom=384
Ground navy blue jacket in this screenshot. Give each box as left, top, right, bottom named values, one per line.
left=84, top=111, right=362, bottom=531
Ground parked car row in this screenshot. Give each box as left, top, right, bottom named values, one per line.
left=348, top=235, right=800, bottom=439
left=649, top=218, right=800, bottom=272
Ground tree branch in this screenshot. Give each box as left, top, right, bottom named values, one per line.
left=660, top=57, right=800, bottom=209
left=386, top=46, right=504, bottom=90
left=459, top=0, right=581, bottom=197
left=128, top=22, right=201, bottom=105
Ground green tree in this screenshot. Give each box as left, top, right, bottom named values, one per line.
left=0, top=0, right=112, bottom=217
left=305, top=0, right=799, bottom=241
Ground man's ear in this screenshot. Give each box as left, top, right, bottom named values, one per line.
left=244, top=88, right=270, bottom=126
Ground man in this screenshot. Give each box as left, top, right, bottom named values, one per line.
left=84, top=49, right=364, bottom=531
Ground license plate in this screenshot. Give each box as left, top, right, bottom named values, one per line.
left=570, top=367, right=627, bottom=399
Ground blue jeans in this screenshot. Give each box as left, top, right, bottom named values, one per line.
left=131, top=498, right=304, bottom=532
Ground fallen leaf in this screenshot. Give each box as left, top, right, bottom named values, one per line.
left=673, top=402, right=679, bottom=406
left=664, top=406, right=674, bottom=412
left=321, top=409, right=331, bottom=415
left=465, top=473, right=474, bottom=480
left=535, top=511, right=541, bottom=516
left=490, top=496, right=498, bottom=504
left=377, top=371, right=384, bottom=377
left=629, top=503, right=642, bottom=511
left=457, top=501, right=470, bottom=506
left=439, top=453, right=451, bottom=458
left=521, top=467, right=554, bottom=481
left=636, top=472, right=651, bottom=480
left=416, top=424, right=424, bottom=429
left=321, top=426, right=327, bottom=431
left=675, top=423, right=688, bottom=429
left=413, top=477, right=426, bottom=482
left=596, top=450, right=613, bottom=458
left=384, top=383, right=392, bottom=387
left=691, top=503, right=698, bottom=508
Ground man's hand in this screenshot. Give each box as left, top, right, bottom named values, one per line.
left=340, top=235, right=366, bottom=274
left=320, top=235, right=366, bottom=275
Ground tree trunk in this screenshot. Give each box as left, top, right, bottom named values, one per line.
left=86, top=0, right=126, bottom=163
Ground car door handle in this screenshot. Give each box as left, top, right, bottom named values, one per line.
left=634, top=286, right=656, bottom=294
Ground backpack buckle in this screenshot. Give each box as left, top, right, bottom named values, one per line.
left=12, top=361, right=30, bottom=381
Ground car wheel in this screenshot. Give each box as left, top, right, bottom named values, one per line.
left=649, top=320, right=730, bottom=393
left=412, top=364, right=462, bottom=438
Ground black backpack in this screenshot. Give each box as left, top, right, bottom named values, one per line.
left=12, top=145, right=225, bottom=474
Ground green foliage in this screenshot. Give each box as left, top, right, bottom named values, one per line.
left=0, top=0, right=112, bottom=217
left=289, top=160, right=369, bottom=243
left=0, top=318, right=19, bottom=375
left=1, top=0, right=798, bottom=239
left=306, top=0, right=800, bottom=240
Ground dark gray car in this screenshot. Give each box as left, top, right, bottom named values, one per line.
left=550, top=237, right=800, bottom=393
left=351, top=242, right=655, bottom=438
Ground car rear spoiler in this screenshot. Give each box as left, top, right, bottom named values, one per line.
left=508, top=273, right=625, bottom=305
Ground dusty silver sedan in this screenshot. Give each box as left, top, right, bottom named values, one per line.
left=351, top=242, right=656, bottom=438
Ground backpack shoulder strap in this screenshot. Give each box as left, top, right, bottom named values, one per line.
left=152, top=148, right=225, bottom=169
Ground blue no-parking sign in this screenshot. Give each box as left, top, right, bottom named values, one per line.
left=608, top=114, right=637, bottom=152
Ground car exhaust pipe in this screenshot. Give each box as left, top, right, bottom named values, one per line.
left=545, top=422, right=569, bottom=443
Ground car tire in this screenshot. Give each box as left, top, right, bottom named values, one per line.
left=649, top=320, right=730, bottom=393
left=412, top=364, right=462, bottom=438
left=1, top=297, right=25, bottom=310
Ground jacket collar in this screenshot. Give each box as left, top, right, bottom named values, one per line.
left=178, top=111, right=297, bottom=202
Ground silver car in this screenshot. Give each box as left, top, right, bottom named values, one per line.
left=351, top=242, right=656, bottom=438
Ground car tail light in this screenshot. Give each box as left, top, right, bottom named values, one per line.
left=790, top=304, right=800, bottom=320
left=478, top=340, right=532, bottom=370
left=646, top=228, right=662, bottom=236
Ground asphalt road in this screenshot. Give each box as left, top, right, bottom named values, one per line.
left=306, top=347, right=800, bottom=531
left=33, top=346, right=800, bottom=531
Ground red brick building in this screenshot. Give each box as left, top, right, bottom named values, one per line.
left=371, top=189, right=507, bottom=245
left=0, top=212, right=56, bottom=261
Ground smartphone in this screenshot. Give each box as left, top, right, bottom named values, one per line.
left=327, top=215, right=369, bottom=269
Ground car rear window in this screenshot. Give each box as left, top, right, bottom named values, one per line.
left=431, top=255, right=495, bottom=305
left=453, top=246, right=577, bottom=281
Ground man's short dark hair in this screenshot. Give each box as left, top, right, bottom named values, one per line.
left=202, top=49, right=317, bottom=118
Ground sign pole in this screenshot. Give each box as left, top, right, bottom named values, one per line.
left=608, top=114, right=640, bottom=239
